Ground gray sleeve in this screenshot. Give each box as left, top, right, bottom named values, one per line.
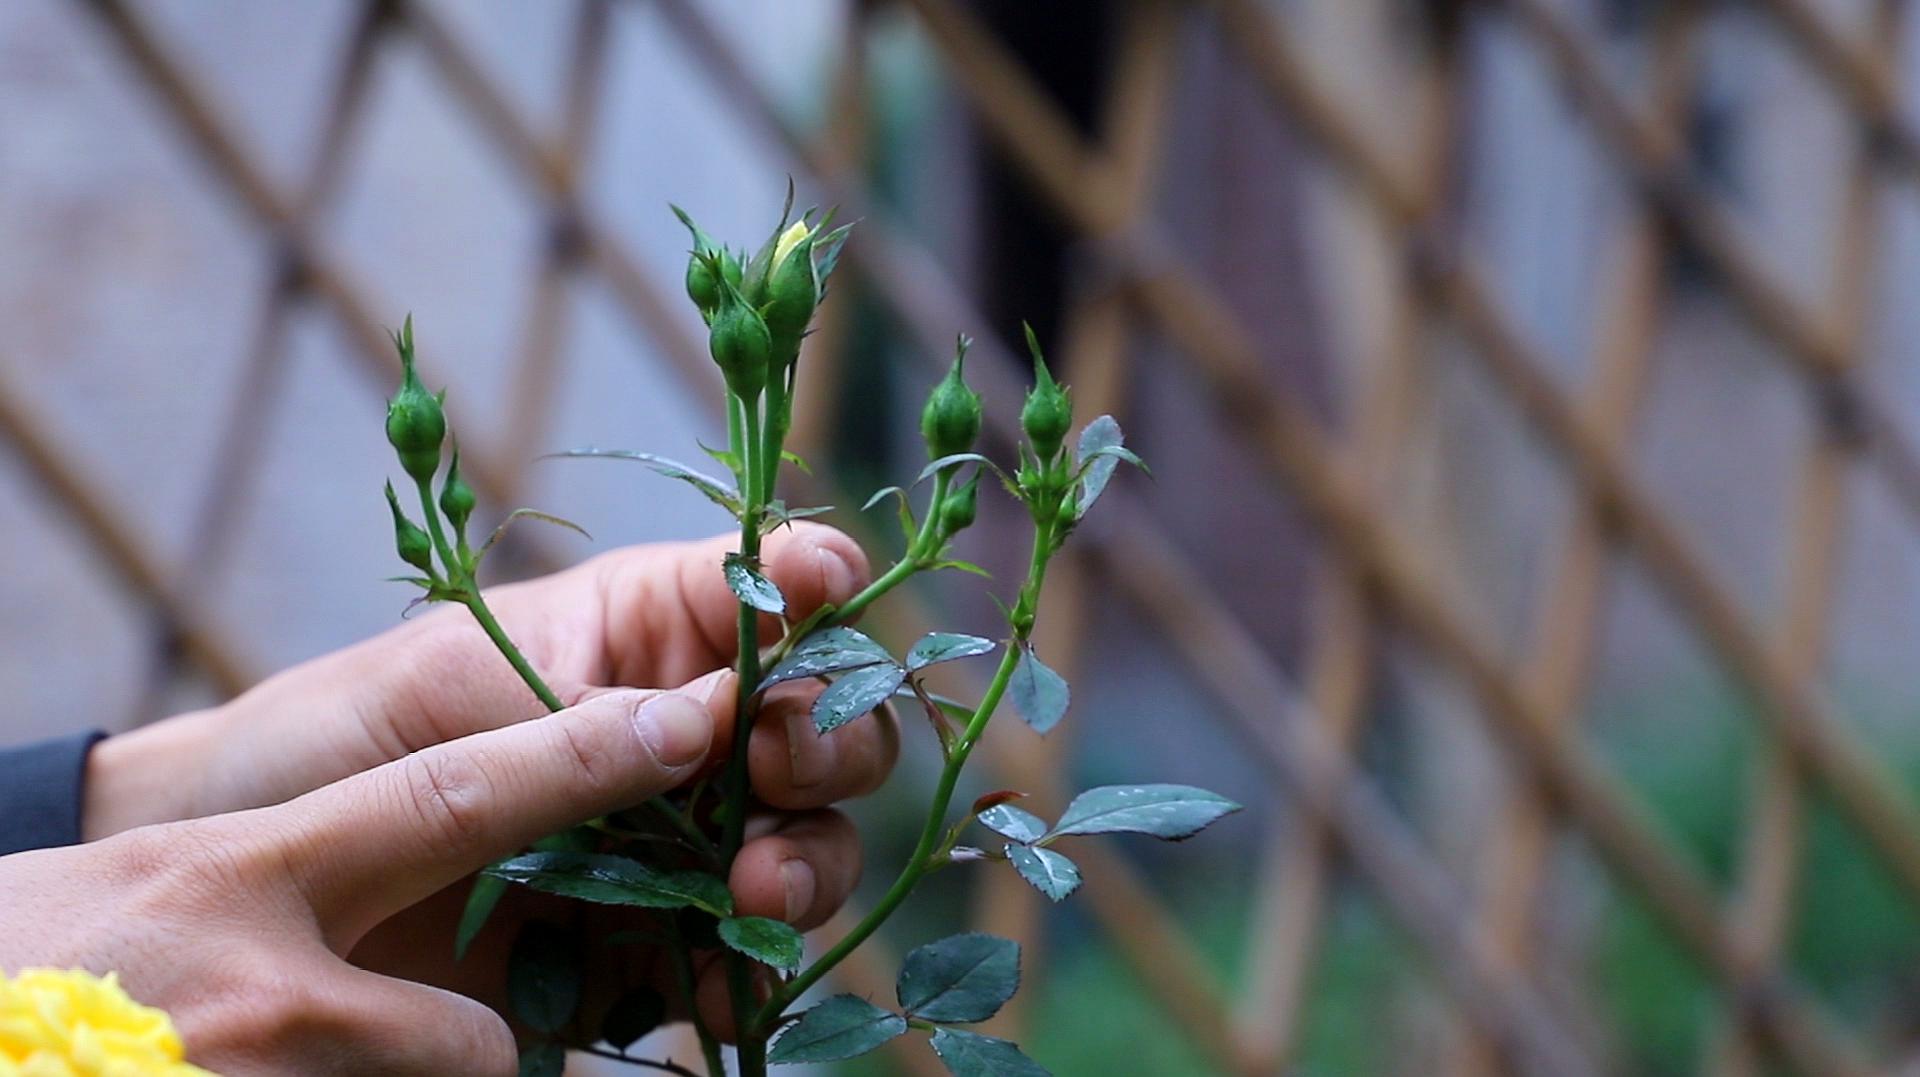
left=0, top=731, right=106, bottom=856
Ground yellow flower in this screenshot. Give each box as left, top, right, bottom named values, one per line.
left=0, top=970, right=215, bottom=1076
left=770, top=219, right=813, bottom=274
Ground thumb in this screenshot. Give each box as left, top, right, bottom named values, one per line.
left=269, top=671, right=733, bottom=947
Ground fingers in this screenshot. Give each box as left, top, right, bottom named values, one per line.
left=690, top=951, right=773, bottom=1042
left=747, top=682, right=899, bottom=810
left=593, top=523, right=872, bottom=686
left=270, top=679, right=729, bottom=945
left=181, top=959, right=515, bottom=1076
left=317, top=971, right=519, bottom=1077
left=729, top=810, right=862, bottom=931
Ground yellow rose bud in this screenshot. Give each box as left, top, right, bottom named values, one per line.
left=0, top=969, right=216, bottom=1076
left=770, top=219, right=813, bottom=276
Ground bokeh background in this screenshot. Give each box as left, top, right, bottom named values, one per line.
left=8, top=0, right=1920, bottom=1074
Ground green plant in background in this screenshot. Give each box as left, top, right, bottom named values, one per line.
left=372, top=190, right=1240, bottom=1077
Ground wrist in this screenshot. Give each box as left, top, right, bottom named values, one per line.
left=81, top=708, right=223, bottom=840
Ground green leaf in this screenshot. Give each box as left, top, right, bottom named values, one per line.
left=931, top=559, right=992, bottom=578
left=599, top=986, right=666, bottom=1051
left=814, top=221, right=855, bottom=284
left=1045, top=784, right=1242, bottom=842
left=781, top=449, right=814, bottom=475
left=759, top=627, right=896, bottom=692
left=517, top=1043, right=566, bottom=1077
left=813, top=662, right=907, bottom=733
left=454, top=874, right=509, bottom=960
left=767, top=994, right=907, bottom=1064
left=486, top=851, right=733, bottom=916
left=554, top=448, right=743, bottom=515
left=697, top=439, right=744, bottom=482
left=478, top=508, right=593, bottom=559
left=1005, top=843, right=1081, bottom=902
left=977, top=804, right=1047, bottom=844
left=508, top=921, right=583, bottom=1035
left=724, top=552, right=787, bottom=615
left=1079, top=442, right=1148, bottom=473
left=719, top=916, right=805, bottom=973
left=929, top=1028, right=1050, bottom=1077
left=895, top=933, right=1021, bottom=1023
left=1074, top=415, right=1126, bottom=517
left=765, top=501, right=834, bottom=526
left=905, top=632, right=998, bottom=672
left=861, top=485, right=907, bottom=512
left=915, top=452, right=998, bottom=487
left=1008, top=647, right=1069, bottom=734
left=861, top=485, right=917, bottom=543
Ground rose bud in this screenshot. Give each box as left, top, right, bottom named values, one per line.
left=1019, top=326, right=1072, bottom=460
left=384, top=315, right=446, bottom=483
left=439, top=445, right=476, bottom=539
left=706, top=265, right=773, bottom=403
left=940, top=471, right=981, bottom=535
left=921, top=336, right=983, bottom=460
left=673, top=205, right=739, bottom=321
left=762, top=220, right=819, bottom=365
left=385, top=480, right=434, bottom=575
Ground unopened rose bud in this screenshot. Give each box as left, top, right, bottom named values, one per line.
left=673, top=205, right=739, bottom=320
left=384, top=315, right=445, bottom=483
left=921, top=337, right=982, bottom=460
left=1019, top=325, right=1072, bottom=460
left=439, top=445, right=476, bottom=538
left=940, top=472, right=981, bottom=535
left=762, top=221, right=818, bottom=365
left=706, top=265, right=772, bottom=403
left=385, top=480, right=434, bottom=575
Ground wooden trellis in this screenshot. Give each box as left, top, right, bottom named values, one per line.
left=8, top=0, right=1920, bottom=1073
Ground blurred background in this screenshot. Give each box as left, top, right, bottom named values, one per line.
left=8, top=0, right=1920, bottom=1073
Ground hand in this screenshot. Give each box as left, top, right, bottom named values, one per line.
left=0, top=683, right=722, bottom=1074
left=85, top=523, right=892, bottom=831
left=75, top=523, right=899, bottom=1044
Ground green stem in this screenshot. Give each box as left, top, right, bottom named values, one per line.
left=413, top=476, right=462, bottom=588
left=755, top=519, right=1055, bottom=1026
left=723, top=399, right=770, bottom=1077
left=913, top=469, right=952, bottom=557
left=433, top=476, right=712, bottom=857
left=460, top=592, right=566, bottom=712
left=760, top=381, right=786, bottom=506
left=727, top=397, right=746, bottom=487
left=760, top=641, right=1023, bottom=1022
left=771, top=467, right=950, bottom=644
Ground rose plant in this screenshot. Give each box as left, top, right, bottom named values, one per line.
left=374, top=191, right=1239, bottom=1076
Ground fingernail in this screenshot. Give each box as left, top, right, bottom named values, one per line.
left=780, top=859, right=815, bottom=923
left=788, top=708, right=837, bottom=788
left=635, top=693, right=713, bottom=768
left=815, top=544, right=857, bottom=604
left=687, top=668, right=735, bottom=708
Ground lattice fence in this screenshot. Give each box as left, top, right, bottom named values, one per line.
left=12, top=0, right=1920, bottom=1073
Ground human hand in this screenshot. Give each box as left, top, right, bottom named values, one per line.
left=76, top=523, right=899, bottom=1040
left=0, top=682, right=725, bottom=1074
left=85, top=523, right=893, bottom=833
